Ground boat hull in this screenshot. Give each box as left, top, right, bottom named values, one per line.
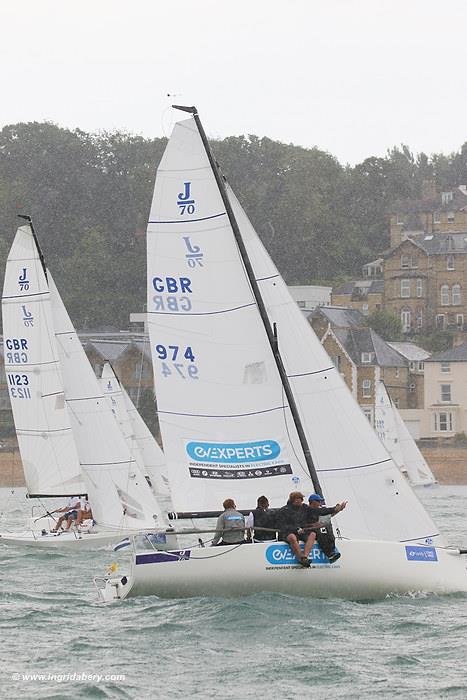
left=101, top=539, right=467, bottom=601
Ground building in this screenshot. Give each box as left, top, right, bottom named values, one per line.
left=284, top=285, right=332, bottom=312
left=383, top=232, right=467, bottom=333
left=422, top=342, right=467, bottom=438
left=390, top=184, right=467, bottom=248
left=331, top=279, right=384, bottom=316
left=309, top=306, right=410, bottom=421
left=387, top=341, right=430, bottom=410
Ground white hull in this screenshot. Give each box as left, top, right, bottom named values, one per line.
left=97, top=539, right=467, bottom=602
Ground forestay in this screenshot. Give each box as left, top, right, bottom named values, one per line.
left=226, top=184, right=442, bottom=544
left=147, top=115, right=441, bottom=545
left=147, top=118, right=314, bottom=514
left=2, top=225, right=84, bottom=496
left=48, top=273, right=165, bottom=530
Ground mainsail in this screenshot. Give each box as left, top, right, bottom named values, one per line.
left=48, top=273, right=165, bottom=530
left=147, top=115, right=442, bottom=545
left=2, top=225, right=84, bottom=496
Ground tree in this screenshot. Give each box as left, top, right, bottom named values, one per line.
left=365, top=310, right=402, bottom=341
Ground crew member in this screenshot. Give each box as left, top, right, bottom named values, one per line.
left=246, top=496, right=277, bottom=542
left=211, top=499, right=246, bottom=546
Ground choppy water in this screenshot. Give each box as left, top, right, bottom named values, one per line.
left=1, top=486, right=467, bottom=699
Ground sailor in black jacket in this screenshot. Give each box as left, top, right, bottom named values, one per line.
left=277, top=491, right=347, bottom=566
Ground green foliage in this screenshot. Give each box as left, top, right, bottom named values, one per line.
left=365, top=310, right=403, bottom=340
left=411, top=330, right=455, bottom=354
left=1, top=122, right=467, bottom=329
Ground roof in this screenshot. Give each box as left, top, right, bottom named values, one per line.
left=426, top=342, right=467, bottom=363
left=332, top=327, right=406, bottom=367
left=311, top=306, right=366, bottom=328
left=387, top=342, right=431, bottom=362
left=333, top=279, right=384, bottom=296
left=392, top=185, right=467, bottom=217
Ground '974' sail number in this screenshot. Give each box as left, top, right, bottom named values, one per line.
left=155, top=344, right=198, bottom=380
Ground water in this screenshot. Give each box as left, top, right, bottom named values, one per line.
left=1, top=486, right=467, bottom=699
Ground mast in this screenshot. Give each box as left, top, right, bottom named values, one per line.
left=173, top=105, right=323, bottom=496
left=17, top=214, right=48, bottom=281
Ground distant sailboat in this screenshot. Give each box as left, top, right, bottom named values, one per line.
left=100, top=361, right=170, bottom=498
left=374, top=380, right=436, bottom=487
left=0, top=221, right=173, bottom=548
left=96, top=108, right=467, bottom=601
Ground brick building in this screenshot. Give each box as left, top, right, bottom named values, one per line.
left=331, top=279, right=384, bottom=316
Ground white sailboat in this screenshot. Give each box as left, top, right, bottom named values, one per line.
left=96, top=108, right=467, bottom=600
left=375, top=380, right=436, bottom=487
left=0, top=221, right=173, bottom=548
left=100, top=361, right=170, bottom=498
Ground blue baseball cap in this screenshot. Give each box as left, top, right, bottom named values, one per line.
left=308, top=493, right=325, bottom=503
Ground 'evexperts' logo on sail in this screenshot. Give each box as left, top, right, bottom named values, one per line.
left=186, top=440, right=281, bottom=464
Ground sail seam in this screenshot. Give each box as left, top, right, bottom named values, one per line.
left=148, top=302, right=256, bottom=317
left=318, top=458, right=392, bottom=472
left=256, top=274, right=280, bottom=282
left=4, top=360, right=59, bottom=368
left=288, top=366, right=335, bottom=378
left=17, top=428, right=73, bottom=434
left=148, top=212, right=227, bottom=225
left=80, top=460, right=136, bottom=466
left=158, top=405, right=288, bottom=419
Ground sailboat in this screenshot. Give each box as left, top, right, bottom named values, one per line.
left=374, top=380, right=436, bottom=487
left=0, top=220, right=174, bottom=548
left=100, top=361, right=170, bottom=499
left=96, top=107, right=467, bottom=600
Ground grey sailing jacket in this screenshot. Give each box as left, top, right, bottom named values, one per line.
left=212, top=509, right=245, bottom=545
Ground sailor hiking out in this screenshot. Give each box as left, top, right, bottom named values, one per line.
left=276, top=492, right=347, bottom=567
left=211, top=499, right=246, bottom=546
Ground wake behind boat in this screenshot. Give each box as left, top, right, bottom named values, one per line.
left=92, top=106, right=467, bottom=600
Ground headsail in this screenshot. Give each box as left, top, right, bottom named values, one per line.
left=120, top=383, right=170, bottom=498
left=392, top=397, right=436, bottom=486
left=374, top=380, right=405, bottom=473
left=48, top=273, right=166, bottom=530
left=2, top=225, right=84, bottom=496
left=147, top=114, right=442, bottom=545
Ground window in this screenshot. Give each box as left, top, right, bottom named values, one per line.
left=457, top=314, right=464, bottom=329
left=440, top=384, right=452, bottom=402
left=434, top=211, right=441, bottom=223
left=393, top=398, right=400, bottom=408
left=400, top=279, right=410, bottom=298
left=416, top=279, right=423, bottom=297
left=297, top=300, right=306, bottom=308
left=401, top=309, right=411, bottom=332
left=434, top=412, right=453, bottom=432
left=447, top=255, right=455, bottom=270
left=440, top=284, right=450, bottom=306
left=441, top=362, right=451, bottom=373
left=401, top=254, right=410, bottom=269
left=361, top=352, right=373, bottom=364
left=362, top=303, right=369, bottom=315
left=452, top=284, right=461, bottom=305
left=418, top=362, right=424, bottom=371
left=363, top=408, right=373, bottom=423
left=332, top=355, right=341, bottom=372
left=362, top=379, right=371, bottom=398
left=442, top=191, right=453, bottom=205
left=396, top=214, right=404, bottom=225
left=409, top=383, right=415, bottom=393
left=436, top=314, right=446, bottom=330
left=395, top=368, right=400, bottom=378
left=409, top=361, right=416, bottom=371
left=447, top=212, right=455, bottom=223
left=416, top=308, right=423, bottom=328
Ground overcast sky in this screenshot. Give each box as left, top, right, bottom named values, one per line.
left=2, top=0, right=466, bottom=165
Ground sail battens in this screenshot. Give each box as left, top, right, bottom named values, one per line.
left=148, top=212, right=226, bottom=225
left=159, top=405, right=288, bottom=419
left=399, top=533, right=441, bottom=543
left=17, top=427, right=74, bottom=434
left=4, top=360, right=59, bottom=368
left=318, top=458, right=393, bottom=473
left=80, top=460, right=136, bottom=467
left=148, top=302, right=256, bottom=317
left=256, top=274, right=280, bottom=282
left=288, top=366, right=335, bottom=378
left=41, top=391, right=64, bottom=398
left=2, top=291, right=49, bottom=301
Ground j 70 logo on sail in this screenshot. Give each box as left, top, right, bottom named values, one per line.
left=18, top=268, right=29, bottom=291
left=177, top=182, right=195, bottom=215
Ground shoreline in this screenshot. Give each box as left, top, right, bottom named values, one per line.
left=0, top=447, right=466, bottom=487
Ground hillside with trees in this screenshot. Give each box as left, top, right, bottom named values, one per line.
left=0, top=121, right=466, bottom=329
